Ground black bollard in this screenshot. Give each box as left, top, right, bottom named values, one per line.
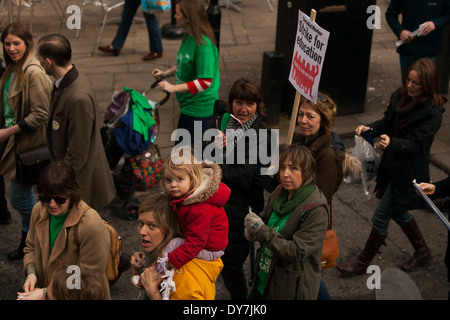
left=161, top=0, right=185, bottom=40
left=207, top=0, right=221, bottom=52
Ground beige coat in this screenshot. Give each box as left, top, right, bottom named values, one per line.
left=0, top=54, right=52, bottom=179
left=23, top=201, right=111, bottom=299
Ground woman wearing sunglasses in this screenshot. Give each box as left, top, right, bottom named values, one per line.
left=19, top=161, right=111, bottom=300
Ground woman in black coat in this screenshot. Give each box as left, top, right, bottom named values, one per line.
left=337, top=58, right=446, bottom=275
left=209, top=78, right=278, bottom=299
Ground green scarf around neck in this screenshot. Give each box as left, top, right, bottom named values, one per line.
left=272, top=184, right=315, bottom=216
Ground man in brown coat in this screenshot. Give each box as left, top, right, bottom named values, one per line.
left=36, top=34, right=116, bottom=210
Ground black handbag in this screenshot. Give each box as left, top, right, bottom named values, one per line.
left=15, top=144, right=51, bottom=186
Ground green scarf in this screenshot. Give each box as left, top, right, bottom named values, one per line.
left=272, top=184, right=315, bottom=217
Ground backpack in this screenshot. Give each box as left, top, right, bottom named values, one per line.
left=74, top=207, right=122, bottom=282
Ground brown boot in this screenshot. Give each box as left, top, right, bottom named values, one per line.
left=400, top=217, right=431, bottom=272
left=336, top=228, right=387, bottom=275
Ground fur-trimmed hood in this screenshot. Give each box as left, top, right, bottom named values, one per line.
left=181, top=162, right=230, bottom=207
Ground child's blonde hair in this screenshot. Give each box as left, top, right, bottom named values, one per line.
left=162, top=147, right=204, bottom=195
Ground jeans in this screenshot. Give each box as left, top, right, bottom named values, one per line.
left=9, top=180, right=36, bottom=233
left=111, top=0, right=163, bottom=53
left=174, top=114, right=211, bottom=147
left=371, top=181, right=412, bottom=236
left=399, top=53, right=435, bottom=79
left=317, top=280, right=332, bottom=300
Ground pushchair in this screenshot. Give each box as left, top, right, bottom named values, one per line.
left=101, top=80, right=170, bottom=220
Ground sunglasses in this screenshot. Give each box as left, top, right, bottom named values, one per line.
left=38, top=195, right=68, bottom=205
left=317, top=93, right=328, bottom=102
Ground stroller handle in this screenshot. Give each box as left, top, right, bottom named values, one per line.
left=144, top=80, right=171, bottom=110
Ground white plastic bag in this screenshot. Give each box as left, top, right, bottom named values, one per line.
left=351, top=135, right=380, bottom=198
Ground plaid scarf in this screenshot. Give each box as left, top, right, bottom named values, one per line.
left=224, top=113, right=258, bottom=155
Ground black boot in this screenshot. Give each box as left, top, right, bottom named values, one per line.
left=7, top=231, right=27, bottom=261
left=336, top=228, right=387, bottom=275
left=400, top=217, right=431, bottom=272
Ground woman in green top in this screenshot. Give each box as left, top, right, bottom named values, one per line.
left=19, top=161, right=111, bottom=300
left=0, top=23, right=51, bottom=260
left=153, top=0, right=219, bottom=146
left=244, top=145, right=329, bottom=300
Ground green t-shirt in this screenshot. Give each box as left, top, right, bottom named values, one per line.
left=256, top=210, right=293, bottom=295
left=175, top=34, right=219, bottom=118
left=3, top=74, right=16, bottom=128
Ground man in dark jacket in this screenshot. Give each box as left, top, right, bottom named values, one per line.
left=386, top=0, right=450, bottom=77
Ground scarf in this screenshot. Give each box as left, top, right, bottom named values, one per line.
left=272, top=184, right=315, bottom=217
left=224, top=112, right=258, bottom=155
left=382, top=96, right=418, bottom=171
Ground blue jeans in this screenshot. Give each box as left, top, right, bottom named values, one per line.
left=111, top=0, right=163, bottom=53
left=9, top=180, right=36, bottom=233
left=399, top=53, right=435, bottom=79
left=317, top=280, right=332, bottom=300
left=371, top=182, right=412, bottom=236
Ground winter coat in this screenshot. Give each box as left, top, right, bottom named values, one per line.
left=168, top=162, right=230, bottom=269
left=0, top=54, right=51, bottom=179
left=386, top=0, right=450, bottom=59
left=170, top=257, right=224, bottom=300
left=47, top=65, right=116, bottom=210
left=252, top=185, right=329, bottom=300
left=23, top=201, right=111, bottom=299
left=215, top=112, right=278, bottom=268
left=293, top=132, right=344, bottom=204
left=370, top=88, right=445, bottom=212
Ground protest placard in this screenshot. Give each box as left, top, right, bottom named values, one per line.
left=289, top=9, right=329, bottom=104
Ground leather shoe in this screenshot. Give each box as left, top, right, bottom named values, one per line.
left=143, top=52, right=163, bottom=61
left=98, top=45, right=120, bottom=56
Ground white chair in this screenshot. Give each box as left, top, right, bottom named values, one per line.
left=76, top=0, right=125, bottom=56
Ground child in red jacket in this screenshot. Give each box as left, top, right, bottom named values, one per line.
left=161, top=148, right=230, bottom=270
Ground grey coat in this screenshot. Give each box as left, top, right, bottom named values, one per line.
left=252, top=185, right=329, bottom=300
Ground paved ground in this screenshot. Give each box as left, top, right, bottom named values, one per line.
left=0, top=0, right=449, bottom=302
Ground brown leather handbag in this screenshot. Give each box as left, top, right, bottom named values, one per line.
left=321, top=201, right=339, bottom=269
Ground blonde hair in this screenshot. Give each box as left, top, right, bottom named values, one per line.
left=162, top=147, right=204, bottom=195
